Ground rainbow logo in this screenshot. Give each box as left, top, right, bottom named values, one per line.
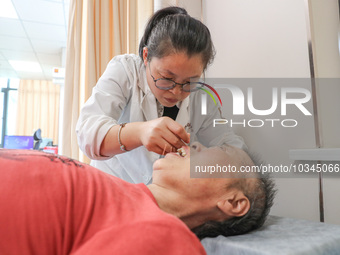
left=198, top=84, right=222, bottom=106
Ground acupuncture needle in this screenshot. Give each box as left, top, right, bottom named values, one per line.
left=159, top=123, right=189, bottom=158
left=181, top=139, right=189, bottom=146
left=162, top=144, right=167, bottom=156
left=159, top=144, right=167, bottom=158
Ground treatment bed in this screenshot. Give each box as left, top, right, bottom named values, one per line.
left=202, top=215, right=340, bottom=255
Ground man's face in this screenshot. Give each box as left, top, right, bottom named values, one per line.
left=152, top=142, right=251, bottom=200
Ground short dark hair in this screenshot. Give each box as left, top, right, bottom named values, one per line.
left=139, top=6, right=215, bottom=69
left=192, top=151, right=276, bottom=239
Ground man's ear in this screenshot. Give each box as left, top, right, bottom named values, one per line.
left=143, top=47, right=148, bottom=65
left=217, top=192, right=250, bottom=217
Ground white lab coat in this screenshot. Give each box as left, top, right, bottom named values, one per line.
left=76, top=54, right=246, bottom=184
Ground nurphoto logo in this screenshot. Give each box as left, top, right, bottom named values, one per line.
left=200, top=83, right=312, bottom=128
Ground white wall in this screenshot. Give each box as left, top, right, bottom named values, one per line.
left=205, top=0, right=311, bottom=78
left=309, top=0, right=340, bottom=148
left=203, top=0, right=340, bottom=224
left=310, top=0, right=340, bottom=78
left=154, top=0, right=201, bottom=18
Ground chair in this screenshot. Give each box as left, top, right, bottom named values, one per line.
left=33, top=129, right=42, bottom=150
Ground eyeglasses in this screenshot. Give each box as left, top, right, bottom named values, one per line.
left=148, top=63, right=206, bottom=92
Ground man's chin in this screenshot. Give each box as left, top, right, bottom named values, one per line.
left=152, top=158, right=164, bottom=172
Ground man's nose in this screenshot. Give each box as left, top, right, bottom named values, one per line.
left=191, top=142, right=203, bottom=152
left=169, top=84, right=182, bottom=95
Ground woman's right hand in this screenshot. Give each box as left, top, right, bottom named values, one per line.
left=139, top=117, right=190, bottom=155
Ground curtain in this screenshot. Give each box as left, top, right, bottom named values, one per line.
left=16, top=80, right=60, bottom=144
left=62, top=0, right=153, bottom=162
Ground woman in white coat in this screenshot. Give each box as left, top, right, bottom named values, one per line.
left=76, top=6, right=246, bottom=184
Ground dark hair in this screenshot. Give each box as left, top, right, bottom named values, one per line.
left=139, top=6, right=215, bottom=69
left=192, top=151, right=277, bottom=239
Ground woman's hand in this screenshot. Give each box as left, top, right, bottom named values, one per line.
left=139, top=117, right=190, bottom=155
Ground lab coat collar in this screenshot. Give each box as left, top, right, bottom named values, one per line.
left=139, top=92, right=190, bottom=124
left=141, top=91, right=158, bottom=121
left=138, top=62, right=150, bottom=95
left=176, top=97, right=189, bottom=126
left=138, top=63, right=158, bottom=121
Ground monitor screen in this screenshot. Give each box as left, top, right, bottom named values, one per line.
left=3, top=136, right=34, bottom=150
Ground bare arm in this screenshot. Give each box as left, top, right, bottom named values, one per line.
left=100, top=117, right=190, bottom=157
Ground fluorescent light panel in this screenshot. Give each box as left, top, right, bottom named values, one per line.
left=9, top=60, right=42, bottom=73
left=0, top=0, right=18, bottom=19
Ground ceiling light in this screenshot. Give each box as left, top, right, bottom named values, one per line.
left=0, top=0, right=18, bottom=19
left=9, top=60, right=42, bottom=73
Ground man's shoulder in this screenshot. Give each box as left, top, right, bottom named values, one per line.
left=138, top=214, right=202, bottom=242
left=80, top=213, right=206, bottom=255
left=124, top=216, right=206, bottom=254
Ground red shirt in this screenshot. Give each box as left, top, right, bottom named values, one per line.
left=0, top=149, right=206, bottom=255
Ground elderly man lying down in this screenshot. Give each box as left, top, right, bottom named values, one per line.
left=0, top=142, right=275, bottom=255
